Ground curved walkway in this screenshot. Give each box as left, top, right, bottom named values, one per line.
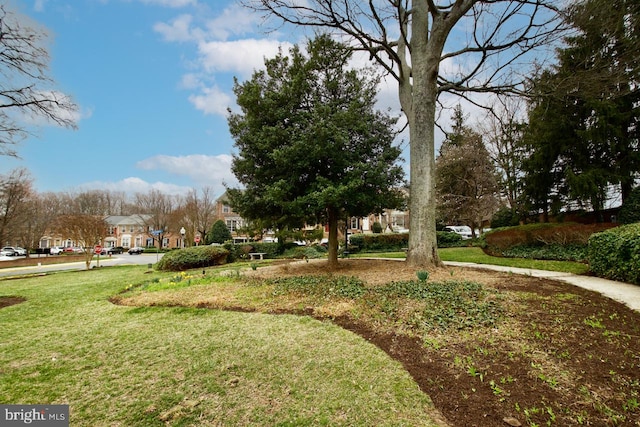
left=444, top=261, right=640, bottom=313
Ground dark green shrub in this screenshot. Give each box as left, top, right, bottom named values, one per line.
left=502, top=244, right=588, bottom=262
left=282, top=245, right=327, bottom=259
left=348, top=231, right=470, bottom=251
left=222, top=242, right=281, bottom=262
left=156, top=246, right=229, bottom=271
left=618, top=187, right=640, bottom=224
left=436, top=231, right=464, bottom=248
left=208, top=220, right=232, bottom=244
left=372, top=222, right=383, bottom=234
left=348, top=233, right=409, bottom=252
left=588, top=223, right=640, bottom=285
left=491, top=207, right=519, bottom=228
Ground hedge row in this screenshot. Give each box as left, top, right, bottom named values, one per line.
left=484, top=223, right=616, bottom=255
left=348, top=232, right=464, bottom=252
left=156, top=246, right=229, bottom=271
left=588, top=223, right=640, bottom=285
left=349, top=233, right=408, bottom=252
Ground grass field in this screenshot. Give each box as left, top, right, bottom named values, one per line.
left=352, top=247, right=590, bottom=275
left=0, top=266, right=443, bottom=426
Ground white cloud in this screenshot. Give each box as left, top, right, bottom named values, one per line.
left=138, top=0, right=198, bottom=8
left=179, top=73, right=201, bottom=90
left=188, top=85, right=234, bottom=116
left=204, top=5, right=262, bottom=40
left=153, top=14, right=204, bottom=42
left=77, top=153, right=238, bottom=195
left=136, top=154, right=239, bottom=192
left=198, top=39, right=292, bottom=77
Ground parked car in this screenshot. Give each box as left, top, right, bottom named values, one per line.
left=444, top=225, right=473, bottom=239
left=2, top=246, right=27, bottom=256
left=128, top=247, right=144, bottom=255
left=0, top=247, right=18, bottom=256
left=64, top=247, right=85, bottom=253
left=49, top=246, right=65, bottom=255
left=101, top=246, right=124, bottom=255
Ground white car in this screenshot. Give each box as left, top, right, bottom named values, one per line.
left=49, top=246, right=65, bottom=255
left=444, top=226, right=473, bottom=239
left=1, top=246, right=26, bottom=256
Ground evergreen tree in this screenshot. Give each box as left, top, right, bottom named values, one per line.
left=522, top=0, right=639, bottom=219
left=227, top=35, right=405, bottom=266
left=208, top=220, right=232, bottom=244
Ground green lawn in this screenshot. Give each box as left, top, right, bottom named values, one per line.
left=352, top=247, right=590, bottom=275
left=0, top=266, right=442, bottom=426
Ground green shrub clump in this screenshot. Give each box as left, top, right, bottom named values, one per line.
left=223, top=242, right=280, bottom=262
left=156, top=245, right=229, bottom=271
left=436, top=231, right=464, bottom=248
left=501, top=244, right=588, bottom=262
left=618, top=187, right=640, bottom=224
left=348, top=231, right=467, bottom=252
left=349, top=233, right=409, bottom=252
left=588, top=223, right=640, bottom=285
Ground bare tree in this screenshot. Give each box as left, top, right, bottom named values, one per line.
left=479, top=97, right=528, bottom=213
left=134, top=189, right=177, bottom=249
left=16, top=192, right=62, bottom=257
left=0, top=168, right=32, bottom=246
left=246, top=0, right=563, bottom=267
left=59, top=190, right=131, bottom=216
left=0, top=5, right=78, bottom=156
left=53, top=214, right=108, bottom=270
left=178, top=187, right=217, bottom=246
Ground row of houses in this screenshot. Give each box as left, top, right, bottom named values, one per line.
left=37, top=192, right=411, bottom=250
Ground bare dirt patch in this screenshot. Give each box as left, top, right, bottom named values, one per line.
left=0, top=296, right=26, bottom=309
left=126, top=259, right=640, bottom=426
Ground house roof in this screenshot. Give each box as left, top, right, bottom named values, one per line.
left=104, top=214, right=152, bottom=226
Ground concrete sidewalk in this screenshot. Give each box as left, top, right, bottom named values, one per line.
left=444, top=261, right=640, bottom=313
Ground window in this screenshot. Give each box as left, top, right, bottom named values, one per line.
left=122, top=237, right=131, bottom=247
left=226, top=219, right=242, bottom=232
left=162, top=238, right=169, bottom=248
left=392, top=215, right=405, bottom=228
left=350, top=217, right=359, bottom=230
left=223, top=204, right=231, bottom=213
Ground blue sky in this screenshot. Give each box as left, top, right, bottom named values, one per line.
left=1, top=0, right=341, bottom=197
left=2, top=0, right=520, bottom=199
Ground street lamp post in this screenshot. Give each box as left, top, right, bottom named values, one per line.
left=180, top=227, right=186, bottom=248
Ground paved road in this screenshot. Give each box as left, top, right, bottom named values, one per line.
left=0, top=253, right=164, bottom=277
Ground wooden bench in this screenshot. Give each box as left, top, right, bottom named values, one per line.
left=248, top=252, right=267, bottom=260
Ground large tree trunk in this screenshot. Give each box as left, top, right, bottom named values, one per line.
left=327, top=208, right=339, bottom=268
left=403, top=3, right=448, bottom=268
